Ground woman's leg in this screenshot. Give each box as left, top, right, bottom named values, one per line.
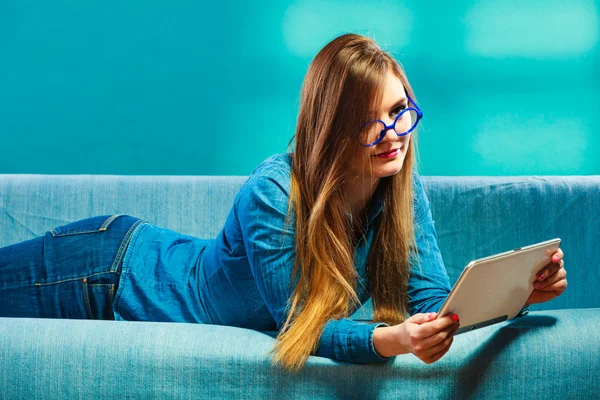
left=0, top=214, right=144, bottom=319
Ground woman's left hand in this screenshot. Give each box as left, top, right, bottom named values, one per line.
left=524, top=248, right=567, bottom=307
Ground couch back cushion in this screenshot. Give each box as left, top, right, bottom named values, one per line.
left=0, top=174, right=598, bottom=311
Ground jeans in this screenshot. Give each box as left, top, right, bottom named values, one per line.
left=0, top=214, right=144, bottom=319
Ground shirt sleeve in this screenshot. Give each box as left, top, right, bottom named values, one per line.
left=406, top=172, right=452, bottom=315
left=236, top=163, right=391, bottom=364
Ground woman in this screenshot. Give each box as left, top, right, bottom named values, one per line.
left=0, top=33, right=567, bottom=371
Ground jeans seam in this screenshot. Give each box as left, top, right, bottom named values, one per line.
left=111, top=222, right=149, bottom=320
left=0, top=271, right=119, bottom=291
left=50, top=214, right=124, bottom=237
left=110, top=219, right=146, bottom=273
left=50, top=229, right=105, bottom=237
left=82, top=279, right=94, bottom=318
left=83, top=282, right=116, bottom=320
left=100, top=214, right=124, bottom=230
left=107, top=284, right=115, bottom=320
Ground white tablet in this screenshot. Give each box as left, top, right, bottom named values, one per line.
left=436, top=238, right=561, bottom=334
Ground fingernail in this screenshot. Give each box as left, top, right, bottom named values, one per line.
left=451, top=314, right=459, bottom=322
left=534, top=282, right=541, bottom=288
left=538, top=274, right=544, bottom=281
left=552, top=256, right=558, bottom=263
left=429, top=313, right=435, bottom=319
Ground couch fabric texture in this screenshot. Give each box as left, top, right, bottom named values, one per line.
left=0, top=174, right=598, bottom=399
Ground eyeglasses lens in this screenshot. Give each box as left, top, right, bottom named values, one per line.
left=359, top=109, right=419, bottom=146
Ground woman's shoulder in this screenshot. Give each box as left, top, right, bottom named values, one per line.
left=235, top=153, right=293, bottom=209
left=243, top=153, right=293, bottom=190
left=249, top=153, right=293, bottom=177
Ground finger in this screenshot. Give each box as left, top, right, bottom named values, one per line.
left=539, top=265, right=564, bottom=287
left=417, top=314, right=458, bottom=338
left=538, top=276, right=568, bottom=293
left=536, top=266, right=566, bottom=288
left=424, top=334, right=454, bottom=360
left=537, top=259, right=563, bottom=280
left=551, top=249, right=564, bottom=263
left=427, top=336, right=454, bottom=364
left=418, top=322, right=458, bottom=351
left=406, top=312, right=437, bottom=325
left=536, top=259, right=564, bottom=282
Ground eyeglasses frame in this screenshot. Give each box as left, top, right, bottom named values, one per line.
left=359, top=94, right=423, bottom=147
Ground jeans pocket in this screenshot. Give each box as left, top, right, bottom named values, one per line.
left=50, top=214, right=124, bottom=237
left=82, top=279, right=116, bottom=320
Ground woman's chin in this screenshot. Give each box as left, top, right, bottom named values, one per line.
left=374, top=159, right=405, bottom=178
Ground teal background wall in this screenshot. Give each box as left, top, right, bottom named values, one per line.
left=1, top=1, right=599, bottom=176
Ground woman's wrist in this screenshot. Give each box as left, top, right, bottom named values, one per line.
left=373, top=325, right=410, bottom=358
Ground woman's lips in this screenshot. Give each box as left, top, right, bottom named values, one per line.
left=375, top=148, right=400, bottom=159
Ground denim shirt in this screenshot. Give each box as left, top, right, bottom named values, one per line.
left=113, top=153, right=451, bottom=364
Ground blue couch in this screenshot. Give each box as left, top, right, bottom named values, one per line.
left=1, top=174, right=599, bottom=399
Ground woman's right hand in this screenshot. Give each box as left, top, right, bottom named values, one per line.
left=373, top=312, right=460, bottom=364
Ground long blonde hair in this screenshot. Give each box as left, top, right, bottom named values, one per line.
left=272, top=33, right=419, bottom=371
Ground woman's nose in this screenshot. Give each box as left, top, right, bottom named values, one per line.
left=380, top=126, right=400, bottom=143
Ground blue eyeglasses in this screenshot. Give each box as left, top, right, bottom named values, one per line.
left=358, top=94, right=423, bottom=147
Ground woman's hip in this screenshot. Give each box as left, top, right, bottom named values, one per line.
left=43, top=214, right=145, bottom=279
left=0, top=214, right=146, bottom=319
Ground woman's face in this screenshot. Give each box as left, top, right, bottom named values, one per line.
left=351, top=70, right=412, bottom=183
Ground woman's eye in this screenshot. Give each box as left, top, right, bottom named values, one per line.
left=391, top=105, right=407, bottom=116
